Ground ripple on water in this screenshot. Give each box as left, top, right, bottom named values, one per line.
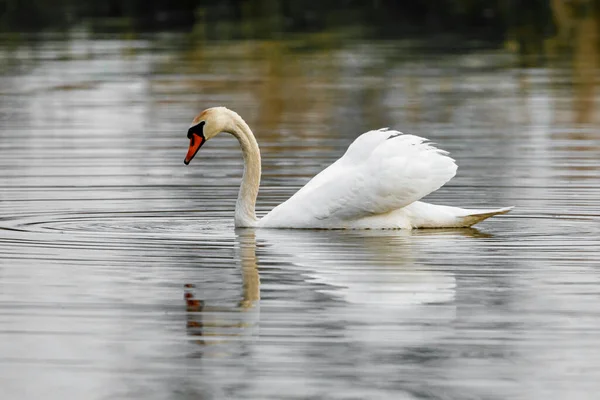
left=1, top=212, right=234, bottom=238
left=1, top=32, right=600, bottom=400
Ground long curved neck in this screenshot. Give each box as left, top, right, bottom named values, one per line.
left=224, top=111, right=261, bottom=227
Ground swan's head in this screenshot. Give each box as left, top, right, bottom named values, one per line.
left=184, top=107, right=233, bottom=165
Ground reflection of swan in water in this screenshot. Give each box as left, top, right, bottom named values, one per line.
left=181, top=228, right=492, bottom=398
left=184, top=230, right=260, bottom=346
left=184, top=228, right=487, bottom=347
left=256, top=229, right=458, bottom=308
left=252, top=228, right=487, bottom=349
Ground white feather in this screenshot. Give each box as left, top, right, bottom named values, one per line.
left=259, top=130, right=463, bottom=228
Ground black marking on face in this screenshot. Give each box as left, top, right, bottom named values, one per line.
left=187, top=121, right=206, bottom=139
left=387, top=132, right=402, bottom=140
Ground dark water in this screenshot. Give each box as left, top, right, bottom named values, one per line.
left=1, top=32, right=600, bottom=399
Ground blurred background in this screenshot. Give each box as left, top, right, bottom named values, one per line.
left=0, top=0, right=585, bottom=43
left=0, top=0, right=598, bottom=61
left=1, top=0, right=598, bottom=125
left=1, top=0, right=598, bottom=60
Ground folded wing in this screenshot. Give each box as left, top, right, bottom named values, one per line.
left=260, top=130, right=458, bottom=227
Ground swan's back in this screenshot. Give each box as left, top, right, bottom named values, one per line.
left=259, top=129, right=458, bottom=228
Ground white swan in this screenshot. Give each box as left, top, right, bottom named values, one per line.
left=184, top=107, right=512, bottom=229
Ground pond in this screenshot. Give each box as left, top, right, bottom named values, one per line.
left=1, top=31, right=599, bottom=399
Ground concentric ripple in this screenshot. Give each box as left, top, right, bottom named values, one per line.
left=6, top=211, right=233, bottom=237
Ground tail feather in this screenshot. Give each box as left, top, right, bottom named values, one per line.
left=456, top=206, right=513, bottom=227
left=405, top=202, right=513, bottom=228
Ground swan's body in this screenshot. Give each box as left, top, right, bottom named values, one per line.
left=184, top=107, right=512, bottom=229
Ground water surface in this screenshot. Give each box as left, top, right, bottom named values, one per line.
left=1, top=32, right=600, bottom=399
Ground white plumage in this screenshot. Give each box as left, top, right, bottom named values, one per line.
left=184, top=107, right=512, bottom=229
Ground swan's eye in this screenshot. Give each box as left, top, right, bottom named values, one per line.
left=187, top=121, right=205, bottom=139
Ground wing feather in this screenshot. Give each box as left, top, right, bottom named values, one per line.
left=260, top=130, right=457, bottom=227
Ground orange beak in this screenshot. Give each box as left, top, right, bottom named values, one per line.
left=184, top=133, right=205, bottom=165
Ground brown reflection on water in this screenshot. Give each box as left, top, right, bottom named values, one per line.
left=550, top=0, right=600, bottom=127
left=572, top=6, right=599, bottom=127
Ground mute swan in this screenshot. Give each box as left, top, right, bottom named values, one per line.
left=184, top=107, right=512, bottom=229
